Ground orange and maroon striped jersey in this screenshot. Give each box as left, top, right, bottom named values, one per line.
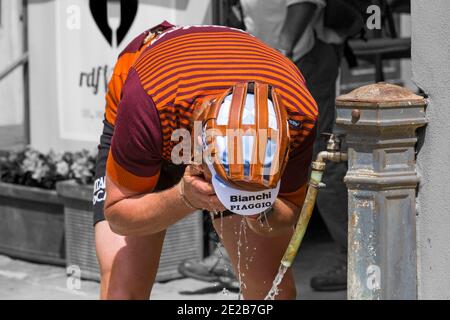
left=106, top=22, right=317, bottom=205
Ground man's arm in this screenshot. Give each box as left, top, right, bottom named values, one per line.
left=105, top=166, right=225, bottom=236
left=105, top=177, right=191, bottom=236
left=278, top=1, right=318, bottom=58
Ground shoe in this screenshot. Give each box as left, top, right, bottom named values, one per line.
left=178, top=246, right=238, bottom=289
left=310, top=263, right=347, bottom=291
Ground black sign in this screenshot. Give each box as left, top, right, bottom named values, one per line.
left=89, top=0, right=138, bottom=47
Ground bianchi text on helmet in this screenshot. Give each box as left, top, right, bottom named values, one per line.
left=229, top=191, right=272, bottom=211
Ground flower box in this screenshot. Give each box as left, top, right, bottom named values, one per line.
left=0, top=182, right=65, bottom=265
left=56, top=180, right=204, bottom=282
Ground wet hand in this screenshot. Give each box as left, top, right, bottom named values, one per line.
left=180, top=165, right=226, bottom=212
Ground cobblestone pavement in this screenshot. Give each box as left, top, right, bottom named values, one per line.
left=0, top=239, right=346, bottom=300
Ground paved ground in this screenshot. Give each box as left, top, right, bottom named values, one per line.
left=0, top=238, right=346, bottom=300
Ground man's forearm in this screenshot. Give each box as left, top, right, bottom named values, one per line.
left=105, top=181, right=194, bottom=236
left=278, top=2, right=318, bottom=56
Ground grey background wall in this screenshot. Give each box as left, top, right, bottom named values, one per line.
left=0, top=0, right=24, bottom=126
left=412, top=0, right=450, bottom=299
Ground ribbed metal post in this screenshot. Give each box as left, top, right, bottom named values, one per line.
left=335, top=83, right=427, bottom=300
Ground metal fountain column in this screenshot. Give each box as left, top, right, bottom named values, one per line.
left=335, top=83, right=427, bottom=300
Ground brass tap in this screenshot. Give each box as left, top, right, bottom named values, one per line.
left=318, top=133, right=348, bottom=163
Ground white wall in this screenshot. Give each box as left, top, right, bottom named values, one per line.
left=412, top=0, right=450, bottom=299
left=28, top=0, right=212, bottom=152
left=399, top=14, right=416, bottom=92
left=0, top=0, right=24, bottom=126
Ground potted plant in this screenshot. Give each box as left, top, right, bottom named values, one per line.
left=0, top=147, right=74, bottom=265
left=55, top=150, right=101, bottom=280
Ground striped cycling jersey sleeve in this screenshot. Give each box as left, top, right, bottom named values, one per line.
left=104, top=30, right=158, bottom=126
left=103, top=22, right=175, bottom=192
left=104, top=21, right=175, bottom=126
left=106, top=68, right=162, bottom=193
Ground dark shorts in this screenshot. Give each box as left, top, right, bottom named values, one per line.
left=92, top=120, right=187, bottom=225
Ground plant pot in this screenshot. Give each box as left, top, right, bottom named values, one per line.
left=56, top=180, right=204, bottom=282
left=0, top=182, right=65, bottom=265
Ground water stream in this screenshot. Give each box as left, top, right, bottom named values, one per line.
left=211, top=210, right=224, bottom=240
left=264, top=264, right=289, bottom=300
left=214, top=212, right=288, bottom=300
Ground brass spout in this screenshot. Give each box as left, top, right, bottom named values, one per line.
left=317, top=151, right=348, bottom=163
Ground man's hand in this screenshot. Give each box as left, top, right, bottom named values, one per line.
left=245, top=197, right=300, bottom=237
left=181, top=165, right=226, bottom=212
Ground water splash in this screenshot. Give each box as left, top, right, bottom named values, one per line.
left=236, top=217, right=247, bottom=299
left=216, top=242, right=232, bottom=280
left=264, top=264, right=289, bottom=300
left=222, top=287, right=230, bottom=296
left=257, top=211, right=273, bottom=232
left=213, top=212, right=254, bottom=300
left=211, top=210, right=225, bottom=240
left=263, top=210, right=271, bottom=228
left=220, top=211, right=224, bottom=238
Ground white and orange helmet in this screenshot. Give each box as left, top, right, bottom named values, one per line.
left=195, top=81, right=290, bottom=215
